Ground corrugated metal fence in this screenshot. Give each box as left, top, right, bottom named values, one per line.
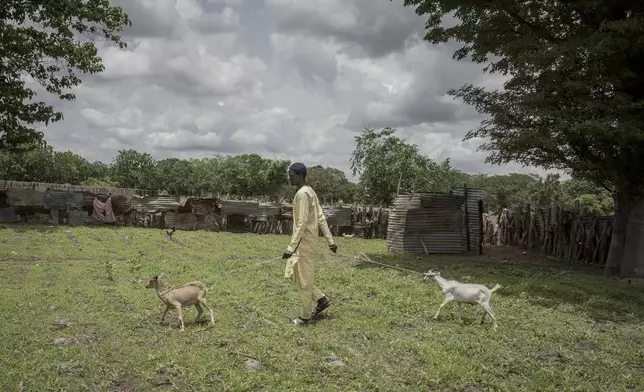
left=0, top=180, right=390, bottom=239
left=1, top=180, right=484, bottom=254
left=387, top=187, right=484, bottom=254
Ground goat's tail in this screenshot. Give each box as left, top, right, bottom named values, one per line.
left=183, top=281, right=208, bottom=292
left=489, top=283, right=502, bottom=293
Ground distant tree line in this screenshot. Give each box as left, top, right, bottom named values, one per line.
left=0, top=128, right=613, bottom=214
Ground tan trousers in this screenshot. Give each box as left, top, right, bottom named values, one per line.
left=284, top=242, right=325, bottom=319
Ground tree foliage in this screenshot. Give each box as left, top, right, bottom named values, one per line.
left=306, top=165, right=354, bottom=204
left=0, top=142, right=613, bottom=211
left=403, top=0, right=643, bottom=275
left=404, top=0, right=644, bottom=196
left=1, top=0, right=131, bottom=151
left=350, top=127, right=466, bottom=205
left=465, top=173, right=613, bottom=215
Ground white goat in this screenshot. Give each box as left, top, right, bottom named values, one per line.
left=146, top=274, right=215, bottom=331
left=423, top=270, right=501, bottom=329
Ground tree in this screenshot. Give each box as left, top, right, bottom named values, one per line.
left=404, top=0, right=644, bottom=276
left=465, top=173, right=539, bottom=212
left=0, top=145, right=56, bottom=182
left=219, top=154, right=264, bottom=197
left=350, top=127, right=461, bottom=205
left=1, top=0, right=130, bottom=151
left=111, top=149, right=156, bottom=190
left=190, top=157, right=224, bottom=196
left=154, top=158, right=195, bottom=195
left=258, top=158, right=290, bottom=200
left=306, top=165, right=353, bottom=203
left=83, top=161, right=113, bottom=186
left=51, top=150, right=93, bottom=185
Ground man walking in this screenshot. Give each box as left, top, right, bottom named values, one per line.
left=282, top=162, right=337, bottom=325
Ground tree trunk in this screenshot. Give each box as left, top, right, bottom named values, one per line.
left=604, top=192, right=630, bottom=276
left=621, top=196, right=644, bottom=277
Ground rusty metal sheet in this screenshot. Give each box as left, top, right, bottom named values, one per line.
left=68, top=210, right=88, bottom=226
left=5, top=188, right=45, bottom=207
left=130, top=195, right=181, bottom=212
left=452, top=187, right=485, bottom=253
left=256, top=202, right=280, bottom=222
left=165, top=211, right=219, bottom=231
left=324, top=206, right=352, bottom=227
left=43, top=190, right=84, bottom=210
left=387, top=191, right=475, bottom=254
left=221, top=200, right=261, bottom=217
left=0, top=206, right=20, bottom=223
left=0, top=180, right=133, bottom=196
left=185, top=198, right=217, bottom=215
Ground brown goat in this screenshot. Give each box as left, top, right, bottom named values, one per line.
left=146, top=274, right=215, bottom=331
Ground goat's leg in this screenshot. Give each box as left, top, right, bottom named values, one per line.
left=160, top=305, right=170, bottom=323
left=434, top=295, right=453, bottom=320
left=457, top=303, right=463, bottom=321
left=481, top=302, right=498, bottom=329
left=199, top=298, right=215, bottom=325
left=174, top=304, right=185, bottom=331
left=194, top=303, right=203, bottom=322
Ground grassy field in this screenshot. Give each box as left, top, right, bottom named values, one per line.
left=1, top=224, right=643, bottom=392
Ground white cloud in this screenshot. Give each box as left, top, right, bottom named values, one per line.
left=37, top=0, right=555, bottom=179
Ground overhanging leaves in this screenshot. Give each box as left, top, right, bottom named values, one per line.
left=1, top=0, right=131, bottom=150
left=404, top=0, right=644, bottom=193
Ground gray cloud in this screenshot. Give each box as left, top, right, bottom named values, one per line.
left=266, top=0, right=426, bottom=58
left=32, top=0, right=555, bottom=180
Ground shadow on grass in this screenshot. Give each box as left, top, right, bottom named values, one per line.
left=354, top=251, right=644, bottom=324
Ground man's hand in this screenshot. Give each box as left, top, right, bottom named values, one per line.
left=329, top=244, right=338, bottom=253
left=282, top=251, right=293, bottom=259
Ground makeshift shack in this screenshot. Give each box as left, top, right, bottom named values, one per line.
left=387, top=188, right=484, bottom=254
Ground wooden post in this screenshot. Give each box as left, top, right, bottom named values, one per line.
left=464, top=185, right=471, bottom=252
left=478, top=199, right=484, bottom=255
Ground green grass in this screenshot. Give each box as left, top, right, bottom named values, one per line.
left=1, top=224, right=643, bottom=391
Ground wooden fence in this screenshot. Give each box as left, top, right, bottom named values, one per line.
left=482, top=205, right=613, bottom=265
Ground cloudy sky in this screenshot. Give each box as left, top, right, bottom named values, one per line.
left=38, top=0, right=552, bottom=180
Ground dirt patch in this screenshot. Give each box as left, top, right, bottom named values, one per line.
left=244, top=358, right=267, bottom=372
left=54, top=334, right=98, bottom=347
left=154, top=362, right=184, bottom=389
left=110, top=378, right=139, bottom=392
left=400, top=322, right=421, bottom=331
left=54, top=337, right=76, bottom=347
left=325, top=358, right=346, bottom=367
left=535, top=349, right=583, bottom=366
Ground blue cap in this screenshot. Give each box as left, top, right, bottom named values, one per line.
left=289, top=162, right=307, bottom=176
